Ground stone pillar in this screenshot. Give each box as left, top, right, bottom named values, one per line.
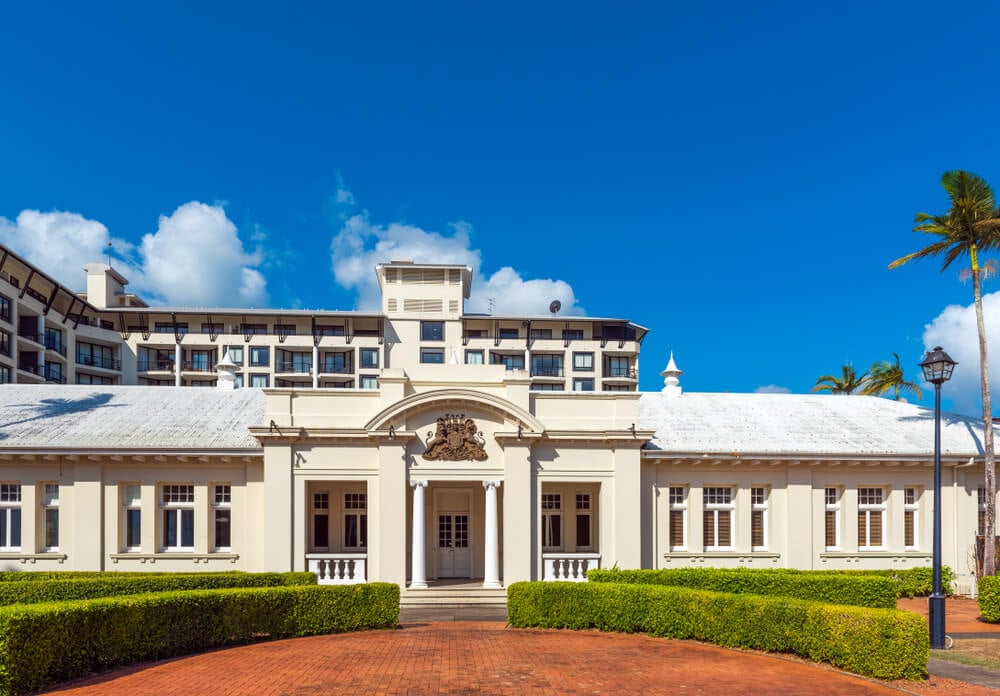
left=483, top=480, right=502, bottom=588
left=174, top=342, right=182, bottom=387
left=410, top=480, right=428, bottom=588
left=312, top=344, right=320, bottom=389
left=373, top=442, right=407, bottom=585
left=503, top=441, right=534, bottom=583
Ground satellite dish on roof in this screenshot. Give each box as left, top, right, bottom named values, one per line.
left=549, top=300, right=562, bottom=315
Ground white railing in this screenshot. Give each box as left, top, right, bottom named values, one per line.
left=306, top=553, right=367, bottom=585
left=543, top=553, right=600, bottom=581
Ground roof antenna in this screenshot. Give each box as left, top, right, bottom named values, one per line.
left=106, top=241, right=113, bottom=267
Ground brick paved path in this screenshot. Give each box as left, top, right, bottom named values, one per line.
left=43, top=621, right=923, bottom=696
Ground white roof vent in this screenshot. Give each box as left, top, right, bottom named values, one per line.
left=660, top=351, right=683, bottom=398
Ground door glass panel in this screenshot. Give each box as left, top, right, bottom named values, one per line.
left=454, top=515, right=469, bottom=548
left=438, top=515, right=452, bottom=547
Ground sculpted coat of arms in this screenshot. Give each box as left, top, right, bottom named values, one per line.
left=422, top=414, right=488, bottom=461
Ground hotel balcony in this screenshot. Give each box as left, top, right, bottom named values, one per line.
left=76, top=355, right=122, bottom=372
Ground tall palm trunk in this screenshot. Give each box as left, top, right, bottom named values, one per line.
left=972, top=245, right=997, bottom=575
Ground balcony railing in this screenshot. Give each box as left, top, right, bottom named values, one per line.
left=321, top=364, right=354, bottom=375
left=43, top=336, right=67, bottom=357
left=276, top=361, right=313, bottom=374
left=531, top=366, right=564, bottom=377
left=138, top=359, right=175, bottom=372
left=76, top=355, right=121, bottom=371
left=603, top=366, right=637, bottom=379
left=542, top=553, right=600, bottom=582
left=306, top=553, right=367, bottom=585
left=17, top=331, right=42, bottom=344
left=18, top=363, right=41, bottom=376
left=181, top=360, right=217, bottom=373
left=43, top=368, right=66, bottom=384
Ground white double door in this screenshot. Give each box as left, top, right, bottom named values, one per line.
left=433, top=488, right=473, bottom=578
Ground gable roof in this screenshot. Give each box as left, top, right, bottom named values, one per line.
left=639, top=392, right=986, bottom=458
left=0, top=385, right=264, bottom=452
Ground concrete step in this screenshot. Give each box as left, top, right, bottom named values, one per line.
left=400, top=585, right=507, bottom=607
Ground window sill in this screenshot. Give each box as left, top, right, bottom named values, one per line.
left=110, top=552, right=240, bottom=564
left=663, top=551, right=781, bottom=564
left=820, top=551, right=932, bottom=562
left=0, top=552, right=68, bottom=564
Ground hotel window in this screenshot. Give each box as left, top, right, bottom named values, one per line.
left=155, top=322, right=188, bottom=335
left=668, top=486, right=686, bottom=551
left=490, top=353, right=524, bottom=371
left=573, top=378, right=594, bottom=392
left=824, top=487, right=841, bottom=550
left=529, top=328, right=552, bottom=340
left=249, top=346, right=270, bottom=368
left=979, top=487, right=987, bottom=536
left=360, top=374, right=378, bottom=390
left=359, top=348, right=379, bottom=369
left=542, top=494, right=562, bottom=549
left=605, top=356, right=631, bottom=378
left=314, top=325, right=345, bottom=337
left=76, top=371, right=115, bottom=385
left=323, top=351, right=352, bottom=373
left=0, top=484, right=20, bottom=549
left=123, top=484, right=142, bottom=550
left=161, top=484, right=195, bottom=551
left=420, top=321, right=444, bottom=342
left=239, top=323, right=267, bottom=336
left=224, top=345, right=244, bottom=366
left=575, top=493, right=593, bottom=550
left=703, top=486, right=733, bottom=550
left=420, top=348, right=444, bottom=364
left=200, top=322, right=223, bottom=335
left=573, top=352, right=593, bottom=371
left=233, top=373, right=244, bottom=388
left=272, top=323, right=296, bottom=337
left=530, top=383, right=561, bottom=391
left=41, top=484, right=59, bottom=550
left=313, top=492, right=329, bottom=549
left=498, top=327, right=519, bottom=340
left=562, top=329, right=584, bottom=342
left=213, top=485, right=232, bottom=551
left=0, top=365, right=10, bottom=384
left=857, top=487, right=885, bottom=550
left=465, top=350, right=484, bottom=365
left=249, top=374, right=269, bottom=388
left=0, top=329, right=10, bottom=357
left=0, top=294, right=9, bottom=323
left=904, top=487, right=919, bottom=549
left=344, top=493, right=367, bottom=548
left=531, top=354, right=563, bottom=377
left=76, top=341, right=115, bottom=370
left=751, top=486, right=768, bottom=550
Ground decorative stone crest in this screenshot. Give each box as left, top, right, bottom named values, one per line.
left=422, top=414, right=488, bottom=461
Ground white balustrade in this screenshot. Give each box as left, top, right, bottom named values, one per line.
left=543, top=553, right=600, bottom=581
left=306, top=553, right=367, bottom=584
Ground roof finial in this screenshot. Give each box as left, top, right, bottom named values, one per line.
left=660, top=351, right=683, bottom=397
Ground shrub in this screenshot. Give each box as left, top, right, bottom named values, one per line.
left=0, top=583, right=399, bottom=696
left=0, top=572, right=316, bottom=606
left=977, top=575, right=1000, bottom=622
left=587, top=568, right=898, bottom=608
left=507, top=581, right=927, bottom=680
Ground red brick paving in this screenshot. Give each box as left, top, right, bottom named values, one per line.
left=42, top=621, right=942, bottom=696
left=897, top=596, right=1000, bottom=634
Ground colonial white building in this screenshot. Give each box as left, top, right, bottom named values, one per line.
left=0, top=247, right=990, bottom=595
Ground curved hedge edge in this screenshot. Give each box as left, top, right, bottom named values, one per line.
left=507, top=581, right=927, bottom=680
left=586, top=568, right=897, bottom=608
left=0, top=572, right=317, bottom=606
left=0, top=582, right=399, bottom=696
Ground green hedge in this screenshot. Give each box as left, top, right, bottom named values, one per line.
left=0, top=572, right=316, bottom=605
left=796, top=567, right=956, bottom=598
left=977, top=575, right=1000, bottom=622
left=587, top=568, right=898, bottom=608
left=0, top=583, right=399, bottom=696
left=508, top=581, right=927, bottom=680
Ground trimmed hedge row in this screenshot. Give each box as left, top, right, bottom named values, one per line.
left=0, top=572, right=316, bottom=606
left=587, top=568, right=898, bottom=608
left=0, top=583, right=399, bottom=696
left=508, top=581, right=927, bottom=680
left=797, top=567, right=956, bottom=598
left=977, top=575, right=1000, bottom=622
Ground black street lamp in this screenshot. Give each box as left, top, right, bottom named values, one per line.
left=919, top=346, right=957, bottom=649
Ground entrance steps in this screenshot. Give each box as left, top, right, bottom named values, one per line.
left=400, top=581, right=507, bottom=608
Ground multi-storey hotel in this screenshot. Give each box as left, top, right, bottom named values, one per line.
left=0, top=243, right=990, bottom=597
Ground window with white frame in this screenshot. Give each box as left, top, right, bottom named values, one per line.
left=668, top=486, right=686, bottom=551
left=542, top=493, right=562, bottom=549
left=823, top=486, right=841, bottom=550
left=0, top=483, right=20, bottom=550
left=857, top=487, right=885, bottom=549
left=703, top=487, right=733, bottom=550
left=312, top=492, right=329, bottom=549
left=573, top=352, right=593, bottom=371
left=360, top=374, right=378, bottom=390
left=904, top=487, right=919, bottom=549
left=575, top=493, right=593, bottom=550
left=161, top=484, right=195, bottom=550
left=213, top=485, right=232, bottom=551
left=123, top=484, right=142, bottom=550
left=750, top=486, right=768, bottom=550
left=41, top=484, right=59, bottom=550
left=343, top=492, right=367, bottom=548
left=465, top=350, right=484, bottom=365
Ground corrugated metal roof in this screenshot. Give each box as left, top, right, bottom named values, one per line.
left=0, top=385, right=264, bottom=451
left=639, top=392, right=987, bottom=457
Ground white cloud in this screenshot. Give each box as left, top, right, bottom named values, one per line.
left=330, top=204, right=582, bottom=315
left=0, top=203, right=267, bottom=307
left=922, top=290, right=1000, bottom=415
left=0, top=210, right=132, bottom=288
left=755, top=384, right=791, bottom=394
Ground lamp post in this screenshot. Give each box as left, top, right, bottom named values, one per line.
left=919, top=346, right=957, bottom=649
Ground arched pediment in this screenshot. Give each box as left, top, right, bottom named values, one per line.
left=365, top=389, right=544, bottom=433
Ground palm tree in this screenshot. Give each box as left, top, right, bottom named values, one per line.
left=862, top=353, right=923, bottom=401
left=811, top=365, right=868, bottom=394
left=889, top=170, right=1000, bottom=575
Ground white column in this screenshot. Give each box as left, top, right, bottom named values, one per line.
left=174, top=342, right=182, bottom=387
left=483, top=480, right=502, bottom=588
left=312, top=344, right=319, bottom=389
left=410, top=480, right=428, bottom=589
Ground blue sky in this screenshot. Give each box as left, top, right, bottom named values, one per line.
left=1, top=2, right=998, bottom=414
